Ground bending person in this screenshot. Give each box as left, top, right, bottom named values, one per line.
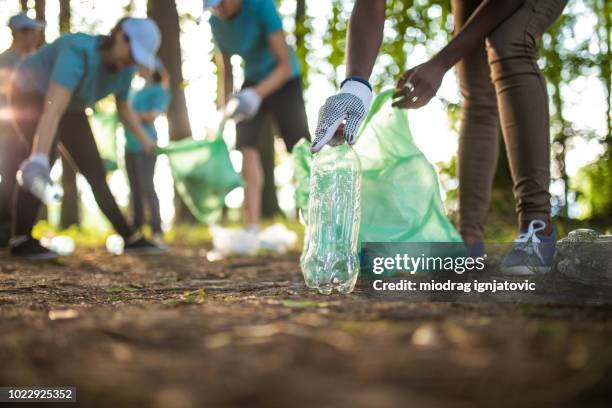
left=205, top=0, right=310, bottom=238
left=312, top=0, right=567, bottom=275
left=8, top=17, right=165, bottom=260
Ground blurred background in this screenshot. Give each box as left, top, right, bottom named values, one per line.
left=0, top=0, right=610, bottom=241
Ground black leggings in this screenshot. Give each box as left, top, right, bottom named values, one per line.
left=9, top=87, right=134, bottom=239
left=125, top=151, right=161, bottom=234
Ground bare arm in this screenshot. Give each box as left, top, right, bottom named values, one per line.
left=435, top=0, right=525, bottom=70
left=32, top=81, right=72, bottom=155
left=138, top=111, right=160, bottom=123
left=116, top=99, right=156, bottom=153
left=252, top=31, right=292, bottom=98
left=216, top=52, right=233, bottom=108
left=395, top=0, right=526, bottom=108
left=346, top=0, right=386, bottom=79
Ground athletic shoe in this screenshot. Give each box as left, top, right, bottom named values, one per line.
left=500, top=220, right=556, bottom=276
left=152, top=233, right=169, bottom=251
left=10, top=236, right=59, bottom=261
left=124, top=237, right=167, bottom=255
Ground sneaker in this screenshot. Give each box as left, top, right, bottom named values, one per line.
left=124, top=236, right=167, bottom=255
left=501, top=220, right=556, bottom=276
left=10, top=236, right=59, bottom=261
left=152, top=233, right=169, bottom=251
left=0, top=222, right=9, bottom=249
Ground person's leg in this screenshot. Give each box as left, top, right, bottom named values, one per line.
left=58, top=112, right=134, bottom=239
left=140, top=152, right=162, bottom=234
left=265, top=77, right=311, bottom=153
left=240, top=147, right=264, bottom=228
left=236, top=107, right=266, bottom=229
left=125, top=151, right=145, bottom=232
left=452, top=0, right=500, bottom=242
left=0, top=120, right=27, bottom=246
left=486, top=0, right=567, bottom=234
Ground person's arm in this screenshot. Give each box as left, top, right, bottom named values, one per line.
left=310, top=0, right=386, bottom=153
left=138, top=111, right=160, bottom=123
left=116, top=99, right=156, bottom=153
left=216, top=52, right=233, bottom=108
left=17, top=81, right=71, bottom=196
left=252, top=31, right=292, bottom=98
left=345, top=0, right=386, bottom=79
left=394, top=0, right=526, bottom=109
left=31, top=81, right=72, bottom=155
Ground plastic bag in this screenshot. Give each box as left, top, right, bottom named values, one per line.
left=91, top=111, right=120, bottom=172
left=156, top=136, right=242, bottom=224
left=294, top=89, right=461, bottom=244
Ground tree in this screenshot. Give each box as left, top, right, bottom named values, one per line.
left=147, top=0, right=192, bottom=141
left=58, top=0, right=80, bottom=229
left=147, top=0, right=197, bottom=223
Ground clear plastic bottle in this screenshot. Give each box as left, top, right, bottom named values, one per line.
left=16, top=170, right=63, bottom=205
left=300, top=141, right=361, bottom=295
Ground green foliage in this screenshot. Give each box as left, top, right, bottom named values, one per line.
left=574, top=155, right=612, bottom=223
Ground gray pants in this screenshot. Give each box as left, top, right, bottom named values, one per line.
left=125, top=151, right=161, bottom=234
left=453, top=0, right=568, bottom=239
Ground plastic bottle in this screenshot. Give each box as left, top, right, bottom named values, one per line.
left=16, top=169, right=63, bottom=205
left=300, top=140, right=362, bottom=295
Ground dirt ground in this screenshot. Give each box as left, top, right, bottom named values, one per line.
left=1, top=245, right=612, bottom=408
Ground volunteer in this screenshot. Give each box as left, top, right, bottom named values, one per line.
left=0, top=13, right=46, bottom=248
left=205, top=0, right=310, bottom=238
left=8, top=17, right=165, bottom=260
left=124, top=59, right=171, bottom=247
left=312, top=0, right=567, bottom=275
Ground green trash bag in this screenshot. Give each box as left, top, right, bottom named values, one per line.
left=90, top=111, right=120, bottom=173
left=156, top=135, right=242, bottom=224
left=294, top=90, right=462, bottom=243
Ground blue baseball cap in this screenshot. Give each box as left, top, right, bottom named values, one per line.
left=203, top=0, right=221, bottom=9
left=121, top=18, right=161, bottom=71
left=8, top=12, right=45, bottom=31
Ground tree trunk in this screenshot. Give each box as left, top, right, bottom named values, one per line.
left=147, top=0, right=191, bottom=140
left=59, top=0, right=70, bottom=33
left=34, top=0, right=45, bottom=21
left=147, top=0, right=197, bottom=224
left=58, top=0, right=80, bottom=229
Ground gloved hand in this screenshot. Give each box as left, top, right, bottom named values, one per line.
left=227, top=88, right=262, bottom=122
left=17, top=153, right=62, bottom=204
left=17, top=153, right=51, bottom=192
left=311, top=78, right=373, bottom=153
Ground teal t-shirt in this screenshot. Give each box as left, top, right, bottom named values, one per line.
left=209, top=0, right=300, bottom=84
left=124, top=84, right=170, bottom=152
left=14, top=33, right=136, bottom=112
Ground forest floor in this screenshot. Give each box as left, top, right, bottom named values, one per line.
left=1, top=243, right=612, bottom=408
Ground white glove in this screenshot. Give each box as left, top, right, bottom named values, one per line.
left=228, top=88, right=262, bottom=122
left=311, top=78, right=373, bottom=153
left=17, top=154, right=63, bottom=204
